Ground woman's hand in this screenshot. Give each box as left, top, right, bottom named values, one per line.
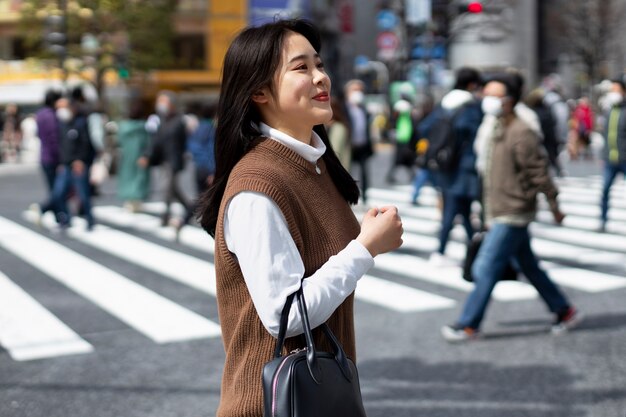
left=356, top=206, right=403, bottom=257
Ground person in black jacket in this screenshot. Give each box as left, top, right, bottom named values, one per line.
left=526, top=88, right=562, bottom=176
left=50, top=97, right=96, bottom=230
left=149, top=91, right=192, bottom=227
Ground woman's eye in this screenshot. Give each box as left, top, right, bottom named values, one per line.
left=295, top=65, right=307, bottom=70
left=316, top=62, right=325, bottom=69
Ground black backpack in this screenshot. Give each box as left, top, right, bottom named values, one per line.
left=415, top=105, right=465, bottom=172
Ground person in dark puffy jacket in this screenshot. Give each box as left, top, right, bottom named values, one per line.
left=50, top=97, right=96, bottom=230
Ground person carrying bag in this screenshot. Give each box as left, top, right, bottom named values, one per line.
left=197, top=19, right=403, bottom=417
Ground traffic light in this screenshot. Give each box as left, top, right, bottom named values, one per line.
left=43, top=14, right=67, bottom=57
left=457, top=1, right=483, bottom=14
left=467, top=2, right=483, bottom=13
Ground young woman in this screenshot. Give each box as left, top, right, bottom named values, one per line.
left=197, top=19, right=403, bottom=417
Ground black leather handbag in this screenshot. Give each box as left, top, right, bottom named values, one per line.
left=262, top=288, right=367, bottom=417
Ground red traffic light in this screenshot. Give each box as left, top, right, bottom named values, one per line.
left=467, top=2, right=483, bottom=13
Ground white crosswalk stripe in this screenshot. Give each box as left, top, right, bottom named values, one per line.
left=0, top=216, right=221, bottom=353
left=0, top=270, right=93, bottom=361
left=1, top=175, right=624, bottom=361
left=89, top=205, right=457, bottom=312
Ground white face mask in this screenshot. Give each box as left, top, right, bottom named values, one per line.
left=482, top=96, right=504, bottom=117
left=605, top=91, right=623, bottom=107
left=156, top=102, right=170, bottom=116
left=56, top=108, right=72, bottom=122
left=348, top=91, right=365, bottom=105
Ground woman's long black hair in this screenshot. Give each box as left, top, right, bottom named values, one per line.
left=197, top=19, right=360, bottom=237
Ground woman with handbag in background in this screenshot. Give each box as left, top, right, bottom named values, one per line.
left=197, top=19, right=403, bottom=417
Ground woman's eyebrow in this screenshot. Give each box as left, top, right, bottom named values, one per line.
left=287, top=52, right=320, bottom=64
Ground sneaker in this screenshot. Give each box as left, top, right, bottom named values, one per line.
left=429, top=252, right=457, bottom=267
left=551, top=307, right=583, bottom=335
left=441, top=324, right=479, bottom=343
left=168, top=217, right=184, bottom=242
left=29, top=203, right=43, bottom=228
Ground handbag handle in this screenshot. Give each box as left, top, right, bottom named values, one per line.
left=273, top=287, right=354, bottom=383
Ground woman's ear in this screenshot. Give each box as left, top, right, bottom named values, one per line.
left=252, top=88, right=270, bottom=104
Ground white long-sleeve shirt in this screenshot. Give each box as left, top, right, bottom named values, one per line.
left=224, top=123, right=374, bottom=338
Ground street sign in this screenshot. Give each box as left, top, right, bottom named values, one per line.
left=377, top=31, right=399, bottom=51
left=376, top=10, right=398, bottom=31
left=377, top=31, right=400, bottom=61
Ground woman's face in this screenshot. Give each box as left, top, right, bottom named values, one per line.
left=258, top=32, right=332, bottom=139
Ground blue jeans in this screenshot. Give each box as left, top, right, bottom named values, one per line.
left=411, top=168, right=434, bottom=202
left=438, top=192, right=474, bottom=254
left=600, top=162, right=626, bottom=224
left=40, top=163, right=60, bottom=218
left=51, top=164, right=94, bottom=228
left=458, top=222, right=570, bottom=329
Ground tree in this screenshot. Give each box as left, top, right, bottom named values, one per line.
left=549, top=0, right=626, bottom=87
left=19, top=0, right=177, bottom=98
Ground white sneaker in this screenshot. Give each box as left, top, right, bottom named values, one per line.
left=429, top=252, right=457, bottom=267
left=29, top=203, right=43, bottom=228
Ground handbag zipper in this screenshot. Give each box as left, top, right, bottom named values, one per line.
left=272, top=357, right=290, bottom=417
left=272, top=349, right=305, bottom=417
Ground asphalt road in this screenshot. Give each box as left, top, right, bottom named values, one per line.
left=1, top=147, right=625, bottom=417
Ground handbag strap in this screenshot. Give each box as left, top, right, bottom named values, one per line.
left=274, top=291, right=297, bottom=358
left=273, top=286, right=354, bottom=383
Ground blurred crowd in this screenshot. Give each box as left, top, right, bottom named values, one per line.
left=0, top=67, right=624, bottom=245
left=1, top=87, right=216, bottom=239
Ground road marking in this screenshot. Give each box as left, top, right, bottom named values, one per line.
left=23, top=210, right=217, bottom=295
left=357, top=275, right=455, bottom=312
left=0, top=270, right=93, bottom=361
left=373, top=252, right=539, bottom=301
left=93, top=205, right=215, bottom=254
left=529, top=223, right=626, bottom=252
left=542, top=263, right=626, bottom=292
left=0, top=216, right=221, bottom=344
left=93, top=206, right=456, bottom=312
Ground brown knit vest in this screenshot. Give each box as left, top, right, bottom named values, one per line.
left=214, top=138, right=361, bottom=417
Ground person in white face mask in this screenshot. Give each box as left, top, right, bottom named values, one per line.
left=442, top=74, right=581, bottom=343
left=343, top=79, right=373, bottom=204
left=598, top=79, right=626, bottom=232
left=46, top=97, right=96, bottom=230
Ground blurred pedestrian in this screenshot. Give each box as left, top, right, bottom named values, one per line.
left=385, top=95, right=416, bottom=184
left=344, top=79, right=373, bottom=204
left=71, top=87, right=109, bottom=194
left=117, top=100, right=151, bottom=212
left=599, top=79, right=626, bottom=233
left=1, top=103, right=22, bottom=163
left=526, top=88, right=562, bottom=175
left=29, top=90, right=62, bottom=226
left=181, top=101, right=217, bottom=237
left=442, top=74, right=581, bottom=342
left=425, top=67, right=483, bottom=265
left=542, top=77, right=570, bottom=162
left=148, top=91, right=192, bottom=227
left=196, top=19, right=403, bottom=417
left=35, top=89, right=62, bottom=192
left=410, top=95, right=436, bottom=205
left=49, top=97, right=96, bottom=230
left=327, top=96, right=351, bottom=171
left=568, top=96, right=594, bottom=160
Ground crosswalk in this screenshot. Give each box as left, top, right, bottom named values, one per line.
left=0, top=175, right=625, bottom=361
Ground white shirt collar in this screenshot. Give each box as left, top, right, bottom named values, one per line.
left=259, top=122, right=326, bottom=164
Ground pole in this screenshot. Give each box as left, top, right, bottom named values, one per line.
left=59, top=0, right=68, bottom=83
